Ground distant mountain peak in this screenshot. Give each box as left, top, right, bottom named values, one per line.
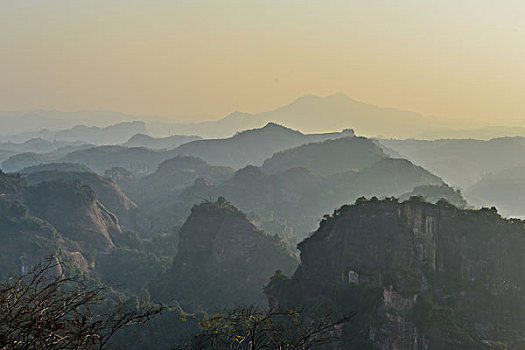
left=260, top=122, right=296, bottom=131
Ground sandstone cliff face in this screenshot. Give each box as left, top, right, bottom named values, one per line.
left=24, top=171, right=137, bottom=231
left=24, top=180, right=122, bottom=251
left=154, top=200, right=299, bottom=311
left=288, top=198, right=524, bottom=349
left=0, top=198, right=90, bottom=277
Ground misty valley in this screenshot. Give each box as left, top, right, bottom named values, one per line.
left=0, top=110, right=523, bottom=349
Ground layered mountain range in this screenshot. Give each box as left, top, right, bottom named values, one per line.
left=0, top=117, right=523, bottom=349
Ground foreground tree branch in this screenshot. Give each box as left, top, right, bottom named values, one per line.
left=0, top=257, right=162, bottom=350
left=187, top=305, right=355, bottom=350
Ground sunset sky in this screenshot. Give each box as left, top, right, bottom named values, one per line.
left=0, top=0, right=523, bottom=125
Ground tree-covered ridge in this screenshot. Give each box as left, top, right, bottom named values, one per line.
left=0, top=170, right=25, bottom=194
left=267, top=197, right=524, bottom=349
left=399, top=184, right=468, bottom=208
left=24, top=179, right=120, bottom=251
left=262, top=136, right=386, bottom=176
left=151, top=198, right=299, bottom=312
left=0, top=198, right=81, bottom=279
left=23, top=170, right=138, bottom=231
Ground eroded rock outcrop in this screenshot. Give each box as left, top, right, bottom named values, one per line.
left=268, top=198, right=524, bottom=349
left=152, top=199, right=299, bottom=311
left=24, top=179, right=122, bottom=251
left=23, top=170, right=138, bottom=231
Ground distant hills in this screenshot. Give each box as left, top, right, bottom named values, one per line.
left=0, top=120, right=146, bottom=145
left=261, top=136, right=383, bottom=176
left=379, top=137, right=525, bottom=189
left=0, top=110, right=145, bottom=138
left=170, top=123, right=355, bottom=168
left=3, top=94, right=525, bottom=142
left=53, top=121, right=147, bottom=144
left=124, top=133, right=202, bottom=150
left=1, top=123, right=354, bottom=175
left=152, top=94, right=434, bottom=138
left=127, top=134, right=444, bottom=244
left=466, top=165, right=525, bottom=218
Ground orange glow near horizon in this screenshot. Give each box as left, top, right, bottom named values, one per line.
left=0, top=0, right=523, bottom=126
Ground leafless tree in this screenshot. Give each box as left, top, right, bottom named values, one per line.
left=0, top=257, right=162, bottom=350
left=187, top=305, right=354, bottom=350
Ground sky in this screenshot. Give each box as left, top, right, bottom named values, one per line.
left=0, top=0, right=523, bottom=125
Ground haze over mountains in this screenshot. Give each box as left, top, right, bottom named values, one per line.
left=2, top=94, right=523, bottom=142
left=1, top=94, right=525, bottom=349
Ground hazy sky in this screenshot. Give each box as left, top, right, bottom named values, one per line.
left=0, top=0, right=523, bottom=125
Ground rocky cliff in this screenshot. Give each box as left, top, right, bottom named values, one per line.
left=268, top=198, right=524, bottom=349
left=153, top=199, right=299, bottom=311
left=23, top=171, right=137, bottom=231
left=0, top=198, right=89, bottom=277
left=24, top=179, right=122, bottom=251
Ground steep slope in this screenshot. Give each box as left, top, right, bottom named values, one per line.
left=466, top=165, right=525, bottom=218
left=61, top=146, right=168, bottom=177
left=24, top=180, right=122, bottom=251
left=0, top=150, right=15, bottom=166
left=335, top=158, right=444, bottom=199
left=104, top=167, right=136, bottom=190
left=129, top=156, right=233, bottom=206
left=400, top=184, right=468, bottom=208
left=171, top=123, right=354, bottom=169
left=124, top=133, right=202, bottom=150
left=152, top=200, right=299, bottom=311
left=215, top=159, right=443, bottom=244
left=262, top=136, right=386, bottom=176
left=379, top=137, right=525, bottom=188
left=137, top=177, right=216, bottom=235
left=0, top=198, right=89, bottom=278
left=23, top=171, right=137, bottom=231
left=267, top=198, right=524, bottom=349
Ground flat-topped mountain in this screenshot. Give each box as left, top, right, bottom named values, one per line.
left=267, top=198, right=524, bottom=349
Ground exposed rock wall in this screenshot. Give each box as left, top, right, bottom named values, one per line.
left=153, top=200, right=299, bottom=311
left=286, top=198, right=524, bottom=349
